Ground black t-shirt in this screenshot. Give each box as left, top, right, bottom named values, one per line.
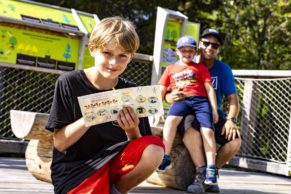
left=46, top=70, right=151, bottom=194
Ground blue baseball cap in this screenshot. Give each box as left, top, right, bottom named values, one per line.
left=201, top=28, right=223, bottom=44
left=176, top=36, right=197, bottom=49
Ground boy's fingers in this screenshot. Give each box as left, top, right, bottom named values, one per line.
left=117, top=107, right=139, bottom=129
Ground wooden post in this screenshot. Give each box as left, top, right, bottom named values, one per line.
left=286, top=115, right=291, bottom=176
left=10, top=110, right=52, bottom=183
left=240, top=80, right=257, bottom=154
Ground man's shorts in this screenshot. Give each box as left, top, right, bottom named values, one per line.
left=68, top=136, right=164, bottom=194
left=177, top=115, right=236, bottom=145
left=168, top=96, right=214, bottom=130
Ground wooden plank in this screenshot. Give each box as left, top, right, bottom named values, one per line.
left=0, top=157, right=53, bottom=194
left=1, top=157, right=291, bottom=194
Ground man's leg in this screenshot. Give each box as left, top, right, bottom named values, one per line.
left=182, top=116, right=206, bottom=193
left=216, top=138, right=241, bottom=168
left=183, top=125, right=206, bottom=168
left=214, top=118, right=242, bottom=169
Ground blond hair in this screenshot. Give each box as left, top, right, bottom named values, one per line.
left=88, top=16, right=140, bottom=54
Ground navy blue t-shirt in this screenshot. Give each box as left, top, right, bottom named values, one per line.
left=209, top=59, right=237, bottom=118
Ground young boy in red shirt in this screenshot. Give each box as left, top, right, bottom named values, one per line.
left=158, top=36, right=219, bottom=185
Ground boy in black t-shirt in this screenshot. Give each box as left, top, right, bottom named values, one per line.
left=46, top=16, right=164, bottom=194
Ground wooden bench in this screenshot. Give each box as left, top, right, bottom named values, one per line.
left=10, top=110, right=195, bottom=190
left=10, top=110, right=52, bottom=183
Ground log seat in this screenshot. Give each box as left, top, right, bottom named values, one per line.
left=147, top=126, right=195, bottom=190
left=10, top=110, right=52, bottom=183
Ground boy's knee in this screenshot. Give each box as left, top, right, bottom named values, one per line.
left=200, top=127, right=215, bottom=137
left=143, top=144, right=164, bottom=166
left=166, top=116, right=183, bottom=124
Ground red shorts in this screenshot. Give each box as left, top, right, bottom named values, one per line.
left=68, top=135, right=164, bottom=194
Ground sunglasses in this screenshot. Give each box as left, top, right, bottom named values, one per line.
left=201, top=41, right=220, bottom=49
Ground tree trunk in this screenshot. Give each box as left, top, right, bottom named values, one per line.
left=147, top=127, right=195, bottom=190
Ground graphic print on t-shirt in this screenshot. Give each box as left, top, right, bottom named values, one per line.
left=173, top=68, right=197, bottom=89
left=211, top=76, right=218, bottom=90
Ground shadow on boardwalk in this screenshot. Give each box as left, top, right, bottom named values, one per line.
left=0, top=157, right=290, bottom=194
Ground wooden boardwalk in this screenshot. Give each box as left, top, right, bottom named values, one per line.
left=0, top=157, right=290, bottom=194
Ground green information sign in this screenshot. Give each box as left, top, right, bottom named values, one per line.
left=160, top=19, right=183, bottom=107
left=78, top=13, right=96, bottom=34
left=185, top=22, right=200, bottom=43
left=161, top=19, right=183, bottom=74
left=0, top=0, right=79, bottom=31
left=78, top=13, right=97, bottom=69
left=82, top=46, right=95, bottom=69
left=0, top=24, right=80, bottom=70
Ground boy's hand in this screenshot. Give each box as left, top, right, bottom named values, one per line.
left=213, top=111, right=219, bottom=124
left=117, top=106, right=141, bottom=139
left=166, top=89, right=186, bottom=103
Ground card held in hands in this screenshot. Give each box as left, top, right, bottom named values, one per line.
left=78, top=85, right=164, bottom=127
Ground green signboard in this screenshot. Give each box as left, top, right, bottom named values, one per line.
left=82, top=46, right=95, bottom=69
left=161, top=20, right=200, bottom=75
left=160, top=18, right=183, bottom=107
left=161, top=19, right=183, bottom=74
left=0, top=24, right=80, bottom=70
left=0, top=0, right=79, bottom=31
left=78, top=13, right=96, bottom=34
left=185, top=22, right=200, bottom=43
left=78, top=13, right=97, bottom=69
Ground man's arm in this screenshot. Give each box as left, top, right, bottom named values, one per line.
left=222, top=93, right=240, bottom=140
left=226, top=93, right=240, bottom=119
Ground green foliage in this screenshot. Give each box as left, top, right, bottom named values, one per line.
left=33, top=0, right=290, bottom=70
left=217, top=0, right=290, bottom=69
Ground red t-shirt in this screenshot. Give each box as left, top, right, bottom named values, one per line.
left=158, top=62, right=211, bottom=97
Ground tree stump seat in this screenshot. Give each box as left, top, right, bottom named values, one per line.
left=147, top=127, right=195, bottom=190
left=10, top=110, right=52, bottom=183
left=10, top=110, right=195, bottom=190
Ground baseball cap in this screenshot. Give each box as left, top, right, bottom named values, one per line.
left=176, top=36, right=197, bottom=49
left=201, top=28, right=222, bottom=44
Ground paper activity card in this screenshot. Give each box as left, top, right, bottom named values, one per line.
left=78, top=85, right=164, bottom=127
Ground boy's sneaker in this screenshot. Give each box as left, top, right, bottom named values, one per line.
left=204, top=169, right=220, bottom=192
left=157, top=157, right=171, bottom=172
left=204, top=165, right=218, bottom=185
left=187, top=166, right=206, bottom=193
